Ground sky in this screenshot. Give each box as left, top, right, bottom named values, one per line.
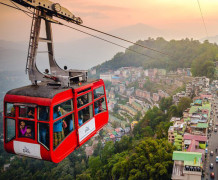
left=1, top=0, right=218, bottom=42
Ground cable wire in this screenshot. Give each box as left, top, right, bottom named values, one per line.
left=62, top=24, right=154, bottom=59
left=9, top=0, right=32, bottom=18
left=196, top=0, right=209, bottom=39
left=0, top=2, right=32, bottom=14
left=79, top=24, right=170, bottom=56
left=0, top=1, right=166, bottom=59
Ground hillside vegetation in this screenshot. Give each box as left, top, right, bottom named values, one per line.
left=94, top=38, right=218, bottom=79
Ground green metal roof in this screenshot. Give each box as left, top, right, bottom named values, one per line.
left=173, top=151, right=202, bottom=166
left=202, top=103, right=211, bottom=111
left=184, top=117, right=190, bottom=122
left=189, top=106, right=202, bottom=114
left=196, top=123, right=208, bottom=128
left=112, top=131, right=117, bottom=135
left=174, top=139, right=182, bottom=143
left=175, top=135, right=183, bottom=140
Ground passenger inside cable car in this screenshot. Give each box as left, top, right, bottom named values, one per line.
left=4, top=80, right=108, bottom=163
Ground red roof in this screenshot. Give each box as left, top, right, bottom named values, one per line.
left=110, top=134, right=115, bottom=139
left=184, top=133, right=207, bottom=142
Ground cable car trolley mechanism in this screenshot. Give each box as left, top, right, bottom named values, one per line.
left=4, top=0, right=109, bottom=163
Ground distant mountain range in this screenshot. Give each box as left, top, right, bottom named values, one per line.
left=0, top=23, right=167, bottom=72
left=1, top=23, right=214, bottom=72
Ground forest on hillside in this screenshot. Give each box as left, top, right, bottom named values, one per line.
left=94, top=38, right=218, bottom=79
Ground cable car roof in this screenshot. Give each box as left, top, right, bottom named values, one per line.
left=7, top=80, right=98, bottom=99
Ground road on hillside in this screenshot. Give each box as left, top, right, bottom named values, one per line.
left=203, top=97, right=218, bottom=180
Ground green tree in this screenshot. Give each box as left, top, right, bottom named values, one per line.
left=159, top=97, right=173, bottom=111
left=177, top=97, right=192, bottom=116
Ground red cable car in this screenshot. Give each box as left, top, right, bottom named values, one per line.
left=3, top=0, right=109, bottom=163
left=4, top=79, right=108, bottom=163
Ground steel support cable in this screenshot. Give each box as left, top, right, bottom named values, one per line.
left=0, top=2, right=32, bottom=14
left=1, top=1, right=170, bottom=57
left=0, top=1, right=163, bottom=59
left=62, top=24, right=154, bottom=59
left=79, top=24, right=170, bottom=57
left=9, top=0, right=32, bottom=18
left=196, top=0, right=209, bottom=39
left=0, top=2, right=155, bottom=59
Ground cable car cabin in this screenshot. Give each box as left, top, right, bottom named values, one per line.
left=3, top=79, right=108, bottom=163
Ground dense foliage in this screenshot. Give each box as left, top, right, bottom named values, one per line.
left=94, top=38, right=218, bottom=79
left=77, top=138, right=174, bottom=180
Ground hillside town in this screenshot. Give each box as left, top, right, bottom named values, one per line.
left=169, top=78, right=218, bottom=180
left=88, top=66, right=218, bottom=180
left=1, top=66, right=218, bottom=178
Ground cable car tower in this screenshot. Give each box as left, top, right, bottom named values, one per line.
left=11, top=0, right=87, bottom=87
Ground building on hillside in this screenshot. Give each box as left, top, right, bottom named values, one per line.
left=138, top=80, right=146, bottom=88
left=153, top=93, right=160, bottom=102
left=183, top=133, right=206, bottom=160
left=170, top=117, right=181, bottom=122
left=118, top=104, right=137, bottom=116
left=183, top=109, right=190, bottom=118
left=132, top=101, right=143, bottom=111
left=3, top=164, right=10, bottom=171
left=157, top=69, right=166, bottom=76
left=175, top=79, right=183, bottom=87
left=126, top=87, right=134, bottom=96
left=158, top=90, right=169, bottom=99
left=144, top=69, right=148, bottom=76
left=119, top=84, right=126, bottom=94
left=131, top=121, right=138, bottom=130
left=111, top=76, right=120, bottom=85
left=171, top=151, right=202, bottom=180
left=100, top=73, right=112, bottom=81
left=200, top=93, right=212, bottom=100
left=168, top=126, right=175, bottom=143
left=186, top=68, right=192, bottom=76
left=114, top=70, right=121, bottom=75
left=85, top=146, right=94, bottom=156
left=129, top=96, right=135, bottom=104
left=135, top=89, right=150, bottom=100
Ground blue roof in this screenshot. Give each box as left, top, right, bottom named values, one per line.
left=112, top=76, right=120, bottom=79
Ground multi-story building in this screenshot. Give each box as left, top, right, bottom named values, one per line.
left=168, top=126, right=175, bottom=143
left=119, top=84, right=126, bottom=94
left=172, top=151, right=202, bottom=180
left=126, top=87, right=134, bottom=96
left=100, top=73, right=112, bottom=81
left=118, top=104, right=137, bottom=116
left=132, top=101, right=143, bottom=111
left=153, top=93, right=160, bottom=102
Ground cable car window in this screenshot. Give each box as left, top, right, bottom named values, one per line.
left=38, top=123, right=49, bottom=149
left=78, top=88, right=91, bottom=95
left=18, top=120, right=35, bottom=139
left=78, top=105, right=93, bottom=126
left=94, top=97, right=107, bottom=114
left=38, top=106, right=49, bottom=121
left=63, top=113, right=75, bottom=137
left=77, top=92, right=92, bottom=108
left=53, top=99, right=73, bottom=120
left=5, top=103, right=15, bottom=117
left=19, top=106, right=35, bottom=119
left=53, top=113, right=75, bottom=149
left=5, top=118, right=15, bottom=142
left=94, top=86, right=105, bottom=99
